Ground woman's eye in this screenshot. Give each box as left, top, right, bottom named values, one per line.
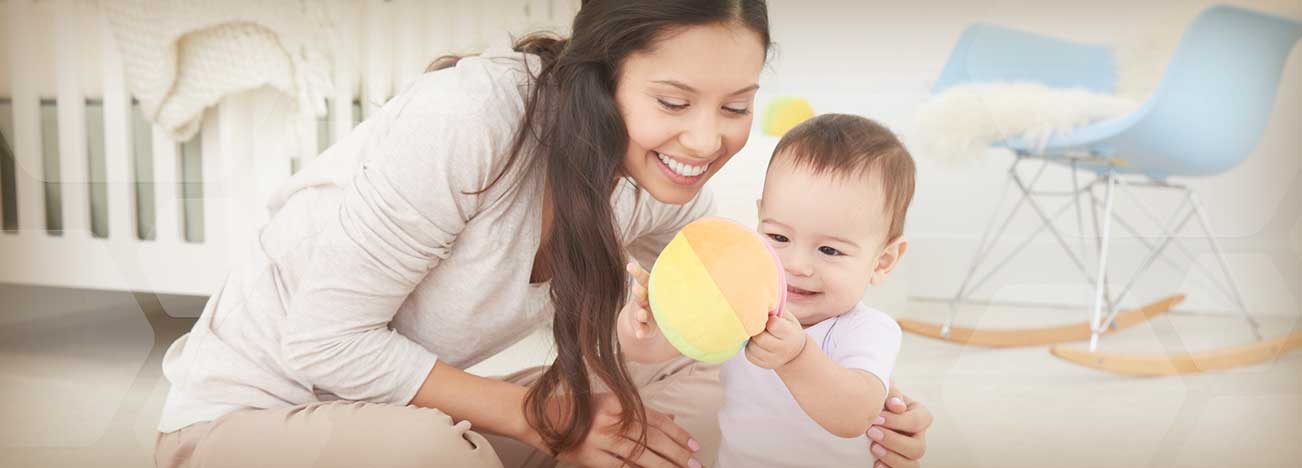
left=818, top=246, right=843, bottom=256
left=767, top=233, right=789, bottom=243
left=657, top=98, right=688, bottom=111
left=723, top=106, right=751, bottom=116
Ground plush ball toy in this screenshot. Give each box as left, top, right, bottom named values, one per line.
left=762, top=96, right=815, bottom=137
left=648, top=218, right=786, bottom=363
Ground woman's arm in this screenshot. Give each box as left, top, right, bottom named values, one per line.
left=281, top=71, right=508, bottom=404
left=409, top=361, right=542, bottom=448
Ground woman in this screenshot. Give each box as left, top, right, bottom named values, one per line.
left=153, top=1, right=932, bottom=467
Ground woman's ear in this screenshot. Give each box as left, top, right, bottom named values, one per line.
left=869, top=237, right=908, bottom=285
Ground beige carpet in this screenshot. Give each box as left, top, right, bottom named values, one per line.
left=1, top=284, right=1298, bottom=468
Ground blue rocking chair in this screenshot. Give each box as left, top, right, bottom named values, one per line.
left=900, top=5, right=1302, bottom=375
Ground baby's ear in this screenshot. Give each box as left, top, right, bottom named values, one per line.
left=869, top=237, right=908, bottom=285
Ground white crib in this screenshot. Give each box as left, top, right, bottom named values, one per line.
left=0, top=0, right=578, bottom=297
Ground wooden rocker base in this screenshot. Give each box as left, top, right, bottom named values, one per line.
left=898, top=294, right=1185, bottom=348
left=1051, top=331, right=1302, bottom=376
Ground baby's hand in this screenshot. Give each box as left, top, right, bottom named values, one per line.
left=745, top=309, right=807, bottom=369
left=618, top=262, right=659, bottom=340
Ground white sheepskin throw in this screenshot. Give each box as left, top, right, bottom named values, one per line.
left=913, top=17, right=1193, bottom=164
left=916, top=83, right=1140, bottom=164
left=101, top=0, right=337, bottom=143
left=913, top=83, right=1140, bottom=164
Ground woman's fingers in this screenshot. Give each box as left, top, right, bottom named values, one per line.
left=589, top=448, right=633, bottom=468
left=607, top=436, right=678, bottom=468
left=627, top=262, right=651, bottom=286
left=869, top=425, right=926, bottom=462
left=881, top=397, right=933, bottom=437
left=633, top=429, right=695, bottom=468
left=632, top=282, right=648, bottom=301
left=628, top=410, right=699, bottom=467
left=628, top=262, right=652, bottom=309
left=869, top=386, right=930, bottom=465
left=647, top=410, right=697, bottom=454
left=870, top=441, right=920, bottom=468
left=633, top=307, right=657, bottom=339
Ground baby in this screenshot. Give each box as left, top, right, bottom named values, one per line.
left=619, top=113, right=916, bottom=467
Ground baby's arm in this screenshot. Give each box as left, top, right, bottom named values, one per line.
left=777, top=338, right=887, bottom=438
left=616, top=262, right=684, bottom=363
left=747, top=312, right=887, bottom=438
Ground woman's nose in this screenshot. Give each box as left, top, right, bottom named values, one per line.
left=678, top=112, right=722, bottom=158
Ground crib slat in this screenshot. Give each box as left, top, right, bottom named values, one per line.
left=448, top=0, right=468, bottom=54
left=559, top=0, right=580, bottom=32
left=395, top=0, right=426, bottom=93
left=54, top=0, right=90, bottom=238
left=473, top=0, right=489, bottom=50
left=504, top=0, right=528, bottom=38
left=483, top=0, right=507, bottom=47
left=457, top=0, right=482, bottom=51
left=363, top=0, right=393, bottom=118
left=7, top=0, right=45, bottom=235
left=331, top=0, right=359, bottom=144
left=250, top=90, right=292, bottom=231
left=218, top=95, right=255, bottom=258
left=522, top=0, right=544, bottom=26
left=151, top=127, right=180, bottom=242
left=99, top=10, right=134, bottom=241
left=427, top=1, right=453, bottom=67
left=298, top=114, right=318, bottom=170
left=200, top=107, right=222, bottom=247
left=535, top=0, right=556, bottom=26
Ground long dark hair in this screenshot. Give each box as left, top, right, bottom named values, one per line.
left=431, top=0, right=771, bottom=457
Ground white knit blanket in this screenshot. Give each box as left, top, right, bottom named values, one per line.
left=102, top=0, right=337, bottom=143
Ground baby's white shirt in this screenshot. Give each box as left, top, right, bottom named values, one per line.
left=715, top=302, right=902, bottom=467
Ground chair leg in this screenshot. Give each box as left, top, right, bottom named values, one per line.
left=1097, top=188, right=1195, bottom=332
left=1087, top=177, right=1117, bottom=325
left=1088, top=171, right=1117, bottom=352
left=943, top=158, right=1029, bottom=336
left=1188, top=190, right=1263, bottom=340
left=1071, top=161, right=1090, bottom=267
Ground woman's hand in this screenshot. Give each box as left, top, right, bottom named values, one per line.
left=618, top=262, right=660, bottom=341
left=616, top=262, right=684, bottom=364
left=553, top=393, right=702, bottom=468
left=867, top=385, right=932, bottom=468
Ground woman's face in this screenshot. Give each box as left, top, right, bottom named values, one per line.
left=614, top=23, right=766, bottom=205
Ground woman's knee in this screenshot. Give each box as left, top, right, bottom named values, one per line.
left=373, top=404, right=504, bottom=468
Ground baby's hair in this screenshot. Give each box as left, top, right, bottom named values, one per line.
left=769, top=113, right=916, bottom=241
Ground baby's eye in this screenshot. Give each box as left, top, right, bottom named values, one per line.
left=818, top=246, right=843, bottom=256
left=766, top=233, right=789, bottom=243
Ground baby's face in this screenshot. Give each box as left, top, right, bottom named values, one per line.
left=758, top=158, right=894, bottom=326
